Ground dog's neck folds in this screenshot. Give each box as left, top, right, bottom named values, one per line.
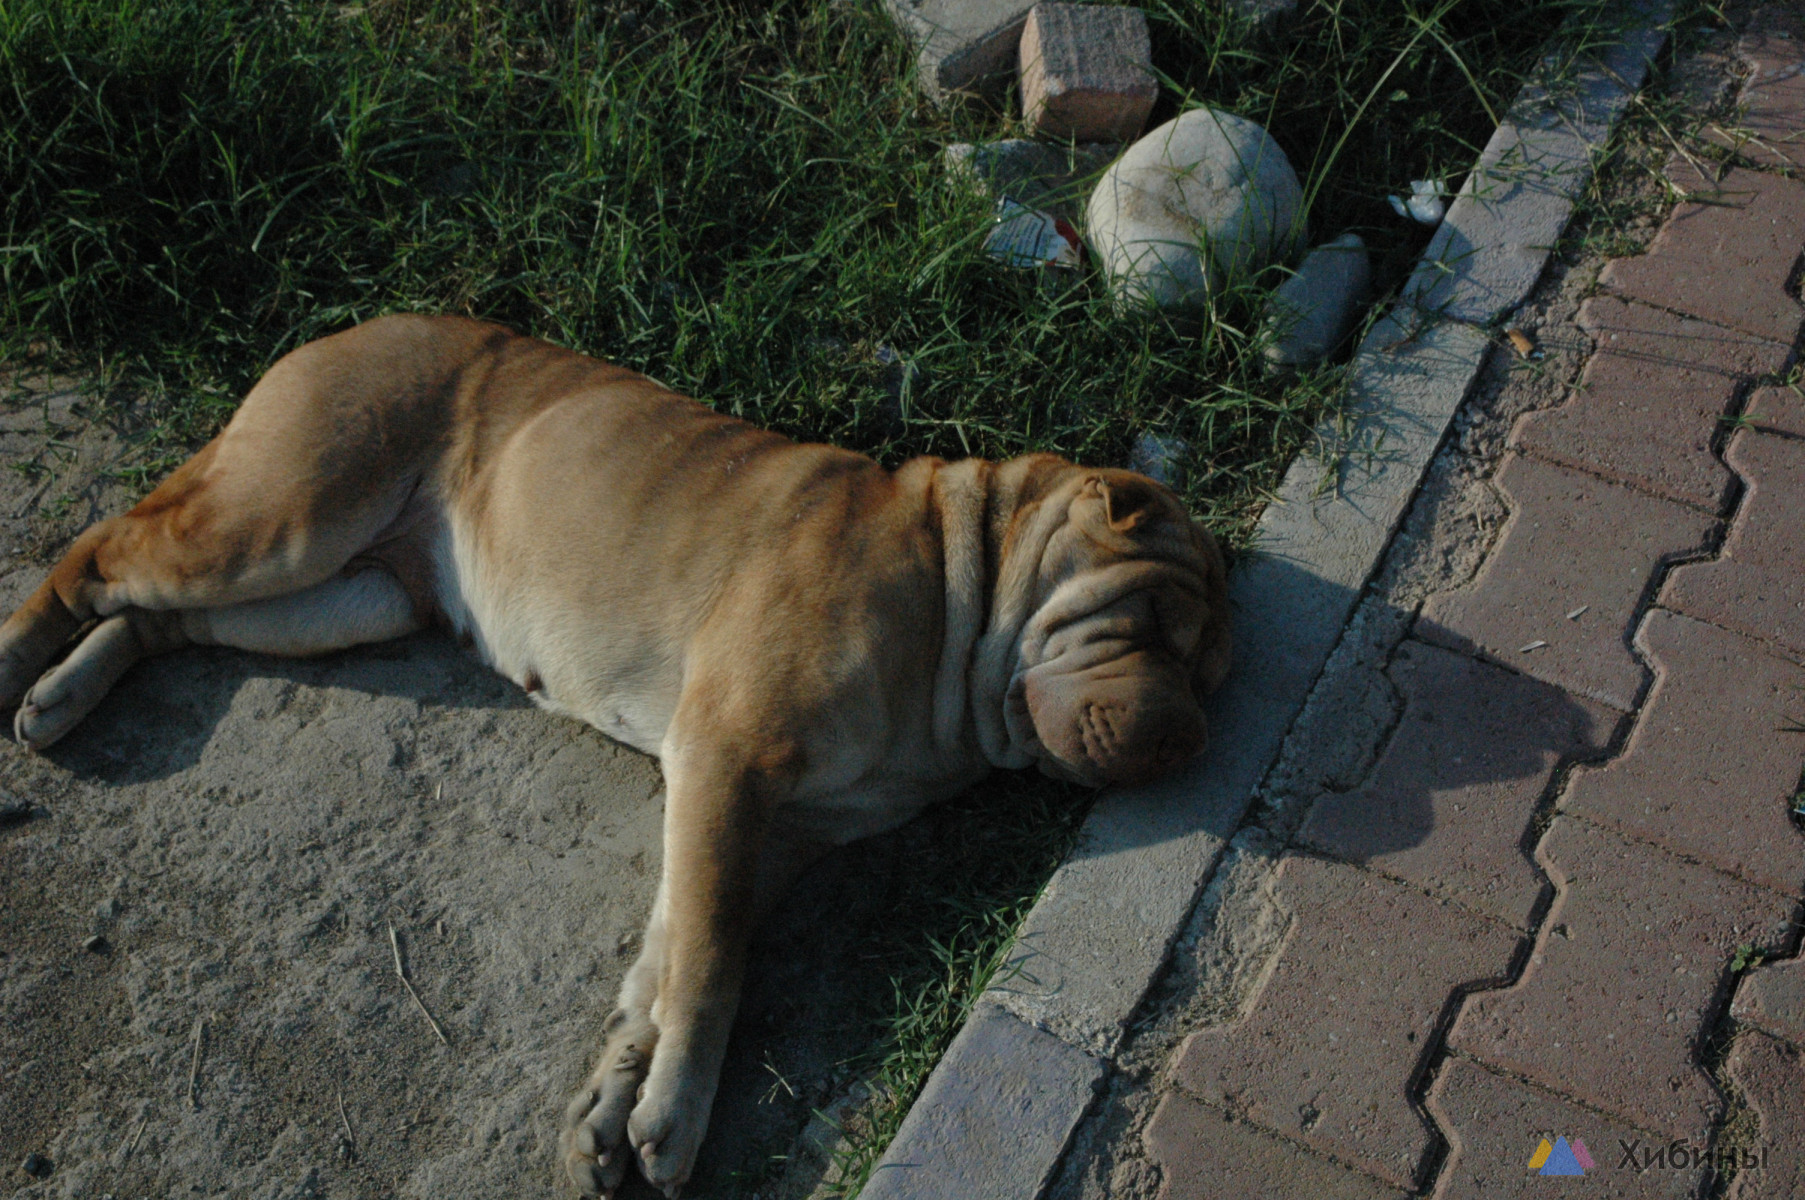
left=930, top=461, right=1078, bottom=773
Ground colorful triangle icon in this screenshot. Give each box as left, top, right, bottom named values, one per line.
left=1527, top=1138, right=1553, bottom=1169
left=1572, top=1138, right=1596, bottom=1170
left=1539, top=1136, right=1586, bottom=1176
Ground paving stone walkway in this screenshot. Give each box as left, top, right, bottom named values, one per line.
left=1131, top=11, right=1805, bottom=1199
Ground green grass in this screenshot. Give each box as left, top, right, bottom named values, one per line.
left=3, top=0, right=1629, bottom=533
left=0, top=0, right=1672, bottom=1189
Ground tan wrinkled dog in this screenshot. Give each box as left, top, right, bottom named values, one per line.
left=0, top=315, right=1229, bottom=1197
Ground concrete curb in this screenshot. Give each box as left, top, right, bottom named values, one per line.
left=856, top=5, right=1674, bottom=1196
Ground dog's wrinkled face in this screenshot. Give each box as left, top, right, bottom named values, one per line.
left=1013, top=471, right=1230, bottom=787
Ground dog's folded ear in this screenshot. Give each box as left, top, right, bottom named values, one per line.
left=1079, top=473, right=1164, bottom=535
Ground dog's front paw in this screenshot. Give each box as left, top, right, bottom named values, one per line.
left=627, top=1072, right=710, bottom=1199
left=562, top=1014, right=656, bottom=1197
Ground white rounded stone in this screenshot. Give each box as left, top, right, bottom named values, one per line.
left=1085, top=107, right=1305, bottom=311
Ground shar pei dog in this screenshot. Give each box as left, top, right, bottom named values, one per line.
left=0, top=315, right=1230, bottom=1196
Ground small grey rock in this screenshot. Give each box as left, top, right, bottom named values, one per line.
left=21, top=1153, right=51, bottom=1178
left=0, top=791, right=32, bottom=826
left=944, top=140, right=1118, bottom=219
left=1128, top=432, right=1188, bottom=487
left=1086, top=107, right=1304, bottom=312
left=1263, top=232, right=1370, bottom=370
left=1233, top=0, right=1302, bottom=26
left=82, top=934, right=109, bottom=954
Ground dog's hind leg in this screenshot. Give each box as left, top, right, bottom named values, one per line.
left=11, top=609, right=190, bottom=749
left=14, top=567, right=422, bottom=749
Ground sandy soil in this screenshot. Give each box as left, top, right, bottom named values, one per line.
left=0, top=380, right=903, bottom=1199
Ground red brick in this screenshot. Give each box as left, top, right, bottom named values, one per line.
left=1448, top=817, right=1796, bottom=1143
left=1418, top=454, right=1716, bottom=712
left=1019, top=4, right=1155, bottom=143
left=1172, top=854, right=1518, bottom=1187
left=1299, top=640, right=1620, bottom=929
left=1733, top=958, right=1805, bottom=1047
left=1712, top=11, right=1805, bottom=170
left=1144, top=1091, right=1408, bottom=1200
left=1726, top=1031, right=1805, bottom=1199
left=1427, top=1058, right=1704, bottom=1199
left=1660, top=430, right=1805, bottom=659
left=1599, top=163, right=1805, bottom=346
left=1741, top=384, right=1805, bottom=439
left=1561, top=609, right=1805, bottom=894
left=1512, top=295, right=1788, bottom=510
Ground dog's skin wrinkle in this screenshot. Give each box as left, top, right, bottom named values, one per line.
left=0, top=314, right=1231, bottom=1198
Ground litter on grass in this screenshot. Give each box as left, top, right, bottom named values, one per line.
left=985, top=198, right=1083, bottom=268
left=1389, top=179, right=1447, bottom=225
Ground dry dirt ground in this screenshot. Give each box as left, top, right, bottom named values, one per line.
left=0, top=380, right=927, bottom=1199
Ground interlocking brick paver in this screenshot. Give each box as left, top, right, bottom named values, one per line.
left=1713, top=11, right=1805, bottom=170
left=1427, top=1058, right=1704, bottom=1199
left=1300, top=639, right=1619, bottom=928
left=1733, top=958, right=1805, bottom=1047
left=1019, top=4, right=1156, bottom=143
left=1660, top=430, right=1805, bottom=660
left=1418, top=453, right=1716, bottom=712
left=1599, top=162, right=1805, bottom=346
left=1512, top=294, right=1790, bottom=510
left=1144, top=1091, right=1409, bottom=1200
left=1449, top=817, right=1796, bottom=1143
left=1726, top=1032, right=1805, bottom=1198
left=1172, top=853, right=1519, bottom=1187
left=1740, top=384, right=1805, bottom=434
left=1561, top=609, right=1805, bottom=894
left=1740, top=384, right=1805, bottom=439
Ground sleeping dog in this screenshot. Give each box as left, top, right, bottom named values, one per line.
left=0, top=315, right=1230, bottom=1196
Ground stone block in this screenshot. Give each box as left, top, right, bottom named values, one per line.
left=1449, top=817, right=1796, bottom=1143
left=1512, top=294, right=1790, bottom=511
left=1019, top=4, right=1156, bottom=143
left=859, top=1004, right=1103, bottom=1200
left=884, top=0, right=1037, bottom=102
left=1561, top=609, right=1805, bottom=895
left=1172, top=853, right=1519, bottom=1187
left=1418, top=453, right=1716, bottom=713
left=1299, top=639, right=1619, bottom=929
